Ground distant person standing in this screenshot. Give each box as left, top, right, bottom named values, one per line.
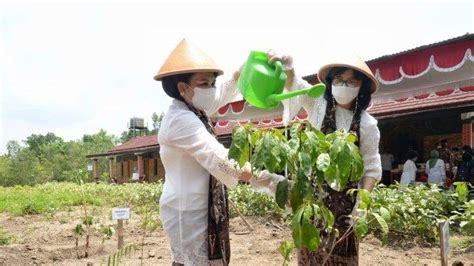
left=455, top=151, right=474, bottom=185
left=425, top=150, right=446, bottom=186
left=462, top=145, right=472, bottom=155
left=438, top=139, right=453, bottom=168
left=380, top=147, right=395, bottom=186
left=451, top=147, right=462, bottom=167
left=400, top=150, right=418, bottom=186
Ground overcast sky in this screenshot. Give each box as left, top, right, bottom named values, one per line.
left=0, top=0, right=472, bottom=154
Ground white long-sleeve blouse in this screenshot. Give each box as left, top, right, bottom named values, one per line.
left=282, top=77, right=382, bottom=181
left=158, top=79, right=242, bottom=211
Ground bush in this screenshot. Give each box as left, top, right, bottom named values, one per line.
left=228, top=184, right=283, bottom=217
left=368, top=183, right=470, bottom=243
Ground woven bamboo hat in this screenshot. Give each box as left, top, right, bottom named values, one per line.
left=154, top=39, right=224, bottom=81
left=318, top=55, right=379, bottom=94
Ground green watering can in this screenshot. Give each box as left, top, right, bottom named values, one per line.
left=237, top=51, right=326, bottom=110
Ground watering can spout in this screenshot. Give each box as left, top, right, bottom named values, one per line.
left=265, top=83, right=326, bottom=106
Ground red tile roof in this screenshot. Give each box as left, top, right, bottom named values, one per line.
left=302, top=33, right=474, bottom=82
left=109, top=135, right=158, bottom=153
left=87, top=135, right=159, bottom=158
left=368, top=86, right=474, bottom=119
left=367, top=33, right=473, bottom=64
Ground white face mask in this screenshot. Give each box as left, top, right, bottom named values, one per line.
left=332, top=85, right=360, bottom=105
left=191, top=86, right=218, bottom=114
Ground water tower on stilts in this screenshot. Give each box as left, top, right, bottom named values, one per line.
left=128, top=117, right=148, bottom=138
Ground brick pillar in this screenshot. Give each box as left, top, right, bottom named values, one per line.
left=157, top=158, right=165, bottom=181
left=116, top=161, right=123, bottom=183
left=137, top=154, right=144, bottom=181
left=108, top=157, right=115, bottom=183
left=149, top=158, right=156, bottom=182
left=93, top=158, right=99, bottom=183
left=461, top=112, right=474, bottom=147
left=462, top=123, right=472, bottom=147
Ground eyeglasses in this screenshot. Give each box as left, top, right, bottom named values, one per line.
left=332, top=76, right=361, bottom=88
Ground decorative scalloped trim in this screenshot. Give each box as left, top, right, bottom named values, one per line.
left=377, top=48, right=473, bottom=85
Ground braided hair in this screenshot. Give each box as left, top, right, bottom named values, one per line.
left=320, top=67, right=372, bottom=146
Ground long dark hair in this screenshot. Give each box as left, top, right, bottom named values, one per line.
left=323, top=67, right=372, bottom=111
left=320, top=67, right=373, bottom=146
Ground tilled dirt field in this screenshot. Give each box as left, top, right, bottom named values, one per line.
left=0, top=210, right=472, bottom=265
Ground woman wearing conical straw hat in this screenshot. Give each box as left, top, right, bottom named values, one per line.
left=269, top=52, right=382, bottom=265
left=155, top=39, right=287, bottom=266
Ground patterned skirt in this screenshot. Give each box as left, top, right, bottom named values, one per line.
left=297, top=183, right=359, bottom=266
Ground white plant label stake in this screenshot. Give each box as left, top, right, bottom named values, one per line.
left=112, top=208, right=130, bottom=249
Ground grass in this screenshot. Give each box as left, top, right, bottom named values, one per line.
left=0, top=227, right=13, bottom=245
left=0, top=181, right=163, bottom=215
left=0, top=181, right=280, bottom=218
left=450, top=235, right=474, bottom=251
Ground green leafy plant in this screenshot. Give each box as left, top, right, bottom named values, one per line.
left=137, top=203, right=161, bottom=265
left=229, top=122, right=365, bottom=257
left=228, top=184, right=282, bottom=217
left=278, top=240, right=295, bottom=266
left=365, top=182, right=468, bottom=243
left=22, top=200, right=41, bottom=215
left=348, top=188, right=390, bottom=242
left=450, top=182, right=474, bottom=234
left=76, top=171, right=94, bottom=258
left=0, top=227, right=13, bottom=245
left=73, top=223, right=84, bottom=258
left=99, top=224, right=115, bottom=245
left=450, top=199, right=474, bottom=233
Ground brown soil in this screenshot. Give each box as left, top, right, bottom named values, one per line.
left=0, top=209, right=472, bottom=265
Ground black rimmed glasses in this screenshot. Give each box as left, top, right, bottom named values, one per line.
left=332, top=76, right=361, bottom=88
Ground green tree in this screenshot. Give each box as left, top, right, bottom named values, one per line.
left=0, top=130, right=119, bottom=186
left=150, top=112, right=164, bottom=135
left=24, top=132, right=63, bottom=161
left=6, top=140, right=21, bottom=158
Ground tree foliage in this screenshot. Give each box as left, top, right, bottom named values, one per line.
left=0, top=130, right=118, bottom=186
left=1, top=112, right=165, bottom=186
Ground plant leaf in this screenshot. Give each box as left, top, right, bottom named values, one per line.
left=301, top=222, right=320, bottom=252
left=316, top=153, right=330, bottom=172
left=354, top=215, right=368, bottom=239
left=372, top=212, right=389, bottom=235
left=275, top=179, right=289, bottom=209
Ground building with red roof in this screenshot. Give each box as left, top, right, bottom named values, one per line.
left=87, top=134, right=164, bottom=183
left=89, top=34, right=473, bottom=183
left=213, top=33, right=474, bottom=166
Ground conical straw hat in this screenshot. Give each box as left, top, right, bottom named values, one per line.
left=154, top=39, right=224, bottom=81
left=318, top=55, right=379, bottom=94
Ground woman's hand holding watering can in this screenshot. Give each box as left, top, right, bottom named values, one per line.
left=234, top=49, right=293, bottom=81
left=267, top=50, right=295, bottom=89
left=267, top=50, right=293, bottom=71
left=233, top=64, right=244, bottom=81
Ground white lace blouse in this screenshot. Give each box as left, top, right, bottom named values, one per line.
left=158, top=79, right=242, bottom=211
left=282, top=77, right=382, bottom=181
